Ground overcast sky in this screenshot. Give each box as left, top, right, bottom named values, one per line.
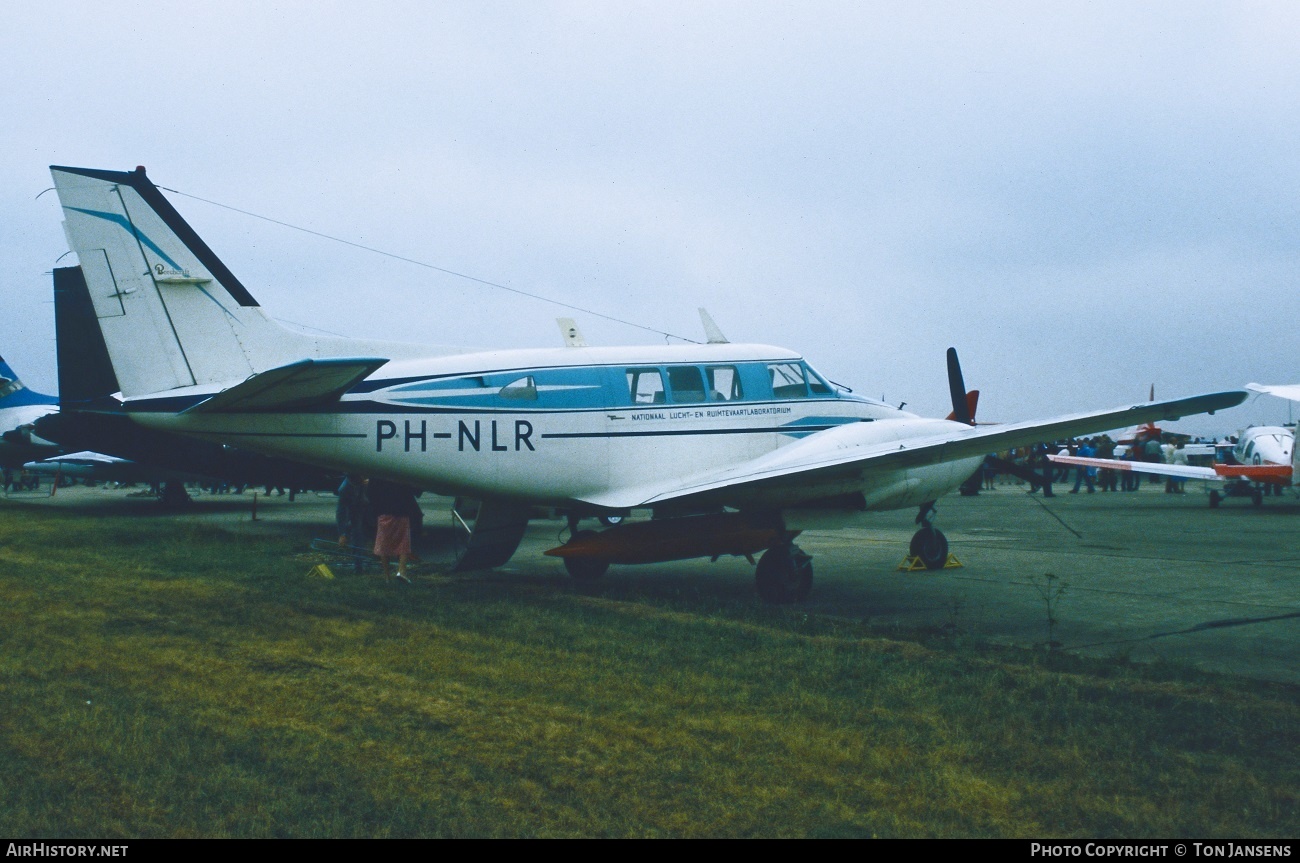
left=2, top=1, right=1298, bottom=435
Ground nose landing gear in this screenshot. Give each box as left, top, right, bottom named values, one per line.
left=908, top=501, right=950, bottom=570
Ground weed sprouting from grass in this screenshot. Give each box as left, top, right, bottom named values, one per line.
left=1029, top=572, right=1068, bottom=652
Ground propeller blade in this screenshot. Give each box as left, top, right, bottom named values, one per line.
left=946, top=347, right=972, bottom=425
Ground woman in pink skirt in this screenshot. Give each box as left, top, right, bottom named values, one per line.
left=368, top=479, right=419, bottom=582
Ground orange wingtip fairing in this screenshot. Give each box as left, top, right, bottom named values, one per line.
left=1214, top=464, right=1292, bottom=483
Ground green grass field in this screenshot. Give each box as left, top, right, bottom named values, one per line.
left=0, top=503, right=1295, bottom=838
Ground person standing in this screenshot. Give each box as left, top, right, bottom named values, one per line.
left=336, top=475, right=366, bottom=545
left=1169, top=443, right=1189, bottom=494
left=1143, top=435, right=1165, bottom=485
left=1070, top=438, right=1096, bottom=493
left=1097, top=435, right=1118, bottom=492
left=368, top=478, right=419, bottom=583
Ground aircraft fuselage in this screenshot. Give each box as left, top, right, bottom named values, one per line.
left=127, top=343, right=982, bottom=512
left=1233, top=426, right=1292, bottom=467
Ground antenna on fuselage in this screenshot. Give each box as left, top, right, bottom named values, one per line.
left=557, top=318, right=587, bottom=347
left=699, top=308, right=729, bottom=344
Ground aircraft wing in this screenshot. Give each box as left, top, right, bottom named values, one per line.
left=180, top=357, right=388, bottom=414
left=578, top=390, right=1247, bottom=510
left=1049, top=454, right=1222, bottom=481
left=1246, top=383, right=1300, bottom=403
left=1050, top=453, right=1292, bottom=485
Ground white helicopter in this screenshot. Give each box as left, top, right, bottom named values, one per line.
left=46, top=165, right=1245, bottom=601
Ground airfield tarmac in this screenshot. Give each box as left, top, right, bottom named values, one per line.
left=4, top=480, right=1298, bottom=684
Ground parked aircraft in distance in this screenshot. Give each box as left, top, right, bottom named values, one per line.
left=23, top=450, right=206, bottom=485
left=47, top=165, right=1247, bottom=601
left=1050, top=424, right=1295, bottom=507
left=0, top=355, right=59, bottom=469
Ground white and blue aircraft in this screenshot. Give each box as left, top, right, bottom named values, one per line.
left=0, top=354, right=59, bottom=470
left=47, top=165, right=1246, bottom=601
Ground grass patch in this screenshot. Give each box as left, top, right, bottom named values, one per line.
left=0, top=505, right=1296, bottom=837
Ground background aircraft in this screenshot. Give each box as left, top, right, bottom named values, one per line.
left=22, top=450, right=207, bottom=487
left=0, top=354, right=59, bottom=470
left=46, top=165, right=1246, bottom=601
left=1050, top=423, right=1295, bottom=507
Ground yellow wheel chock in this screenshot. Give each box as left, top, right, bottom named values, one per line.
left=897, top=553, right=963, bottom=572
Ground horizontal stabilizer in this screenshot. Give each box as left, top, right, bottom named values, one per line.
left=182, top=357, right=388, bottom=414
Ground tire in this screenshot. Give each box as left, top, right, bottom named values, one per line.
left=1251, top=488, right=1264, bottom=507
left=755, top=544, right=813, bottom=604
left=563, top=530, right=609, bottom=582
left=1209, top=490, right=1221, bottom=508
left=161, top=481, right=190, bottom=509
left=909, top=526, right=949, bottom=570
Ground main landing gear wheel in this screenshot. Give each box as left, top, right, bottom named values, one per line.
left=562, top=530, right=610, bottom=583
left=909, top=526, right=949, bottom=570
left=755, top=543, right=813, bottom=604
left=1251, top=488, right=1264, bottom=507
left=161, top=481, right=190, bottom=509
left=1209, top=490, right=1221, bottom=508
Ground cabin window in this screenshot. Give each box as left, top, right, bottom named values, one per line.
left=499, top=375, right=537, bottom=401
left=768, top=362, right=809, bottom=398
left=627, top=368, right=665, bottom=404
left=667, top=366, right=706, bottom=403
left=706, top=366, right=743, bottom=401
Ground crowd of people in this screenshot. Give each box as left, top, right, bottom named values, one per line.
left=334, top=475, right=424, bottom=582
left=1, top=467, right=40, bottom=492
left=981, top=430, right=1202, bottom=497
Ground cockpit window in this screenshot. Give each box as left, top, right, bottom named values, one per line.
left=706, top=366, right=743, bottom=401
left=768, top=362, right=809, bottom=398
left=499, top=375, right=537, bottom=400
left=667, top=366, right=706, bottom=403
left=805, top=364, right=833, bottom=395
left=627, top=368, right=665, bottom=404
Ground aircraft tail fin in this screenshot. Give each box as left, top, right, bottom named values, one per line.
left=0, top=355, right=23, bottom=402
left=50, top=165, right=329, bottom=398
left=0, top=355, right=55, bottom=408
